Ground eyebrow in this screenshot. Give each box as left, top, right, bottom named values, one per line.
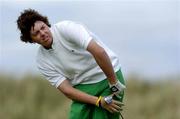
left=31, top=24, right=44, bottom=35
left=31, top=29, right=38, bottom=36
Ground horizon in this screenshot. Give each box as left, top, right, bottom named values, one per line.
left=0, top=0, right=179, bottom=79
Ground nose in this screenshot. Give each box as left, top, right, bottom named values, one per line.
left=39, top=30, right=45, bottom=38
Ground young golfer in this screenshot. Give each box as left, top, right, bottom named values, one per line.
left=17, top=9, right=126, bottom=119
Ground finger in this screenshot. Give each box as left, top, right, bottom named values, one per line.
left=112, top=103, right=121, bottom=110
left=112, top=103, right=124, bottom=112
left=107, top=108, right=113, bottom=113
left=113, top=100, right=125, bottom=106
left=113, top=100, right=124, bottom=105
left=115, top=110, right=123, bottom=115
left=110, top=107, right=119, bottom=113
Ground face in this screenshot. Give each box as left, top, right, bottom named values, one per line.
left=30, top=21, right=53, bottom=48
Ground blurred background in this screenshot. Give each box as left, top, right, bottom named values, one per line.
left=0, top=0, right=180, bottom=119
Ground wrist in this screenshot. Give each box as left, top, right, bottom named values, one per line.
left=109, top=80, right=126, bottom=93
left=108, top=76, right=117, bottom=85
left=104, top=95, right=113, bottom=104
left=95, top=96, right=102, bottom=107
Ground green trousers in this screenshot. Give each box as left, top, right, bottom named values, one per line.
left=69, top=70, right=125, bottom=119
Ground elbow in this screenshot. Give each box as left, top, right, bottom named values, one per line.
left=57, top=80, right=75, bottom=99
left=61, top=87, right=73, bottom=99
left=64, top=91, right=71, bottom=98
left=58, top=85, right=72, bottom=99
left=96, top=47, right=106, bottom=55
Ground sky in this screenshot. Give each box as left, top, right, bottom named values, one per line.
left=0, top=0, right=180, bottom=79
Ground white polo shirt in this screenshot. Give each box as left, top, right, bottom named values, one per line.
left=36, top=21, right=121, bottom=88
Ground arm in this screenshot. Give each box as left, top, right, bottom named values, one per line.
left=59, top=21, right=118, bottom=84
left=58, top=79, right=97, bottom=105
left=87, top=40, right=117, bottom=84
left=87, top=40, right=126, bottom=94
left=57, top=79, right=123, bottom=113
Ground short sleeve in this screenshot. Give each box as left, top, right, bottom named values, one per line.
left=37, top=60, right=66, bottom=88
left=58, top=21, right=93, bottom=49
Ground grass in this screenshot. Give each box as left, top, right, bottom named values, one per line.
left=0, top=74, right=179, bottom=119
left=123, top=78, right=180, bottom=119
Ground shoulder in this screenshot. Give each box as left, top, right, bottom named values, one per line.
left=54, top=20, right=85, bottom=30
left=36, top=46, right=55, bottom=70
left=54, top=20, right=75, bottom=27
left=51, top=20, right=75, bottom=34
left=36, top=46, right=44, bottom=62
left=36, top=46, right=49, bottom=63
left=53, top=20, right=82, bottom=37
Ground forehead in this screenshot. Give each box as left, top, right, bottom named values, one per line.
left=30, top=21, right=44, bottom=33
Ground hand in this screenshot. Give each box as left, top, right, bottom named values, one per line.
left=100, top=94, right=124, bottom=113
left=109, top=80, right=126, bottom=96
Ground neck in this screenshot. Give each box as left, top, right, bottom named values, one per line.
left=44, top=45, right=52, bottom=50
left=43, top=39, right=53, bottom=50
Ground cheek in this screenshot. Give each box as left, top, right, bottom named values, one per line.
left=47, top=30, right=52, bottom=38
left=32, top=36, right=40, bottom=43
left=46, top=29, right=50, bottom=34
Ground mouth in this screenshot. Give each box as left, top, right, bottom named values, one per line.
left=43, top=36, right=49, bottom=42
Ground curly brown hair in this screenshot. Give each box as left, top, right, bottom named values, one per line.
left=17, top=9, right=51, bottom=43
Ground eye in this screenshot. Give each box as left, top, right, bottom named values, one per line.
left=34, top=31, right=39, bottom=36
left=41, top=25, right=45, bottom=30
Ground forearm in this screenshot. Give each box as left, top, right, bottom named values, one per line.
left=58, top=80, right=98, bottom=105
left=87, top=40, right=117, bottom=85
left=57, top=80, right=124, bottom=114
left=92, top=50, right=126, bottom=94
left=64, top=87, right=97, bottom=104
left=92, top=49, right=117, bottom=84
